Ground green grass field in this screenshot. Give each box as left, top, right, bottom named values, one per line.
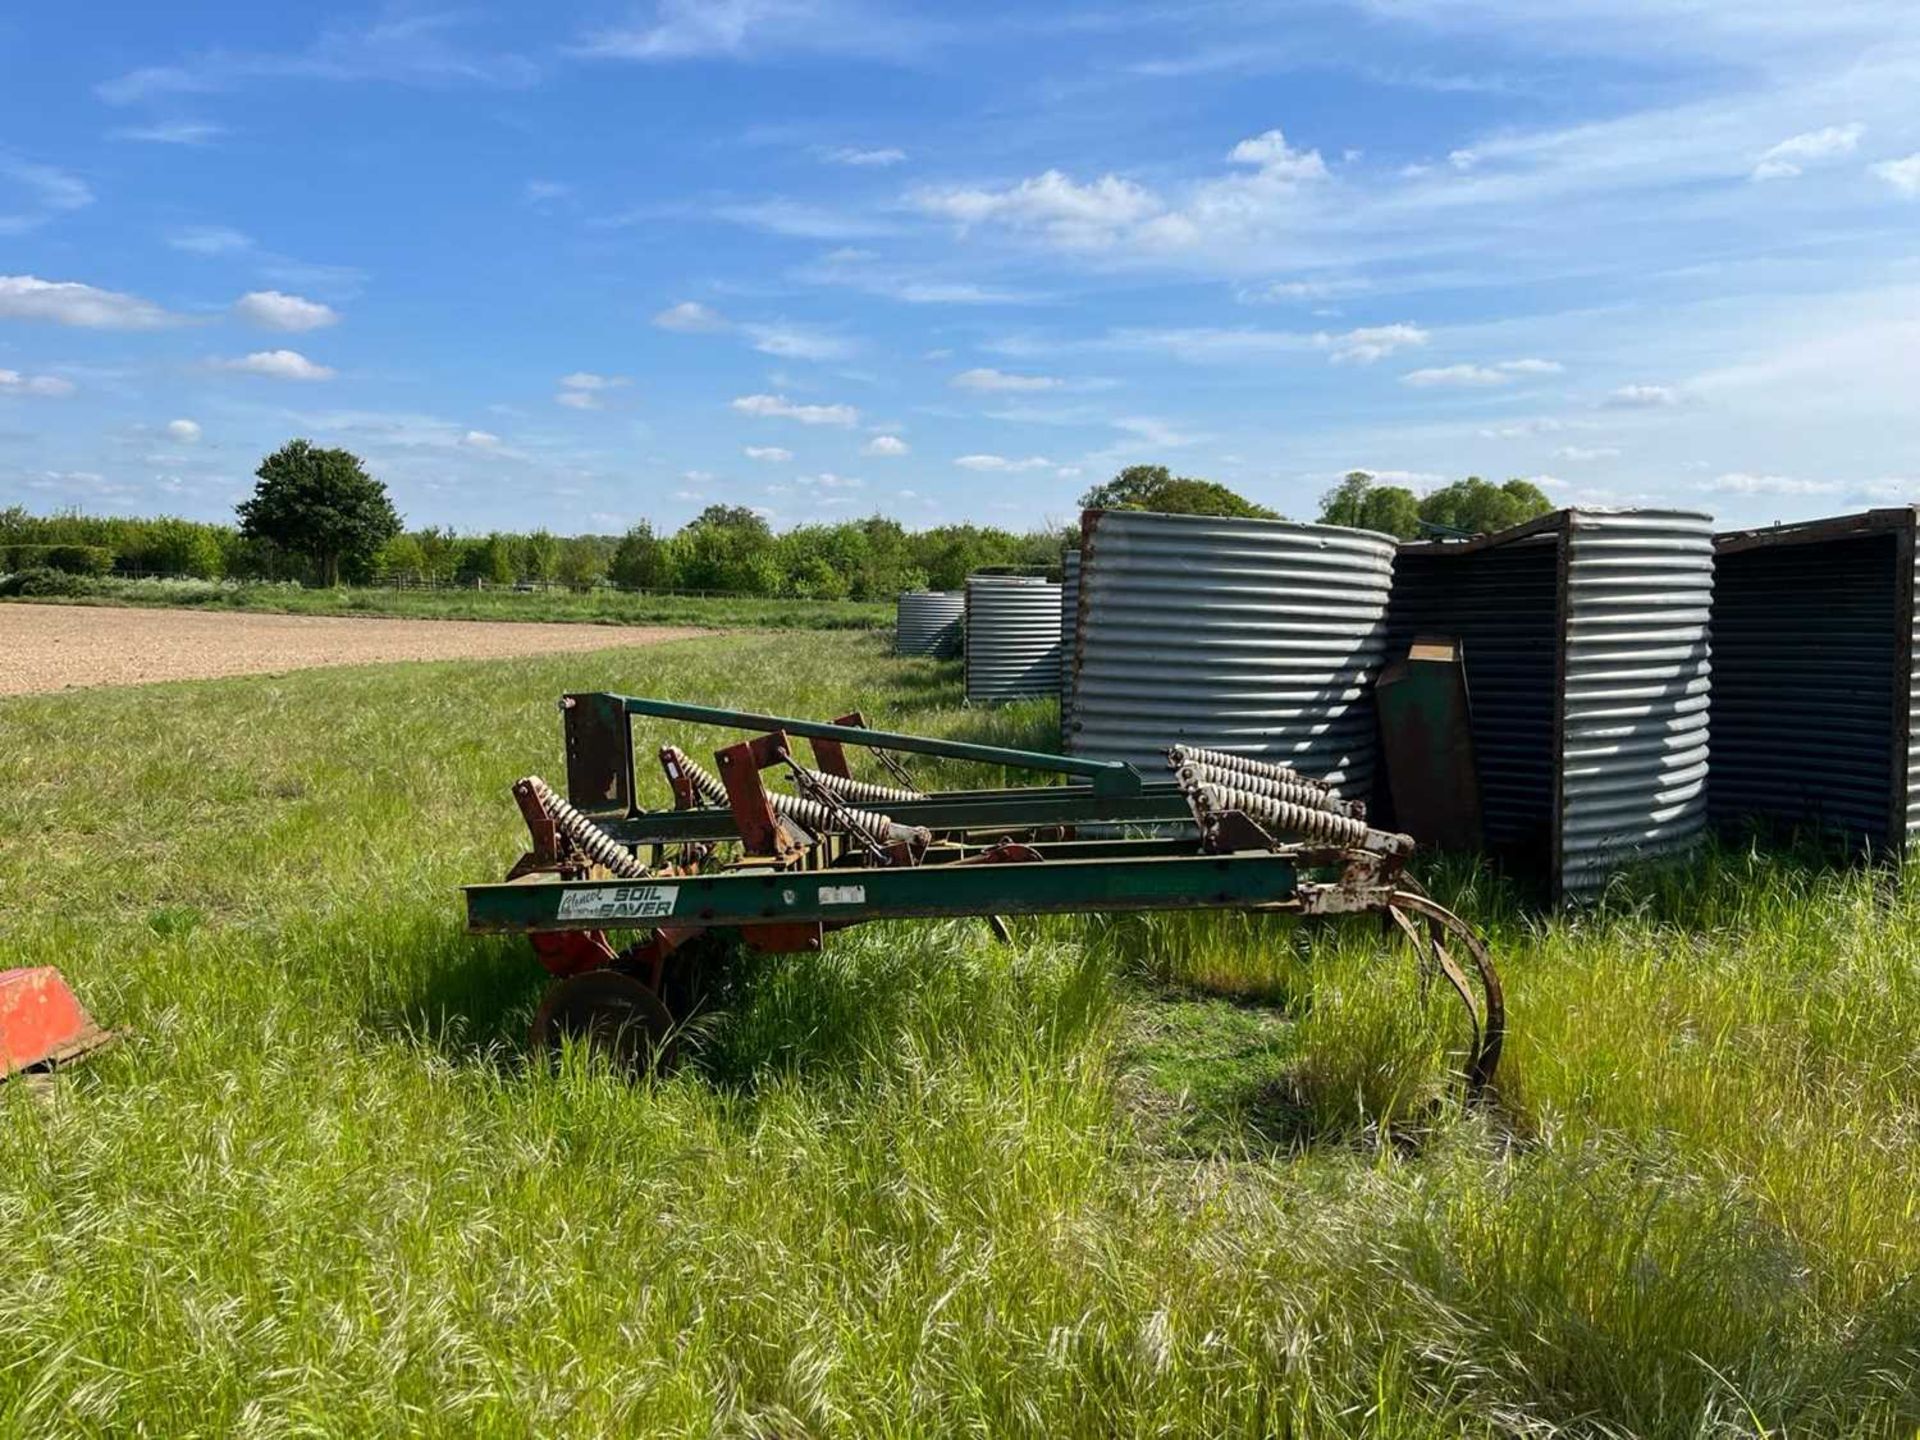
left=4, top=632, right=1917, bottom=1436
left=1, top=577, right=890, bottom=630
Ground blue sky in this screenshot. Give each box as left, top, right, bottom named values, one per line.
left=2, top=1, right=1918, bottom=536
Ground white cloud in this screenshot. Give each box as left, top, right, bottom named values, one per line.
left=731, top=393, right=858, bottom=426
left=952, top=366, right=1060, bottom=392
left=821, top=145, right=906, bottom=167
left=523, top=179, right=570, bottom=205
left=555, top=372, right=630, bottom=409
left=1606, top=383, right=1680, bottom=407
left=167, top=225, right=254, bottom=255
left=1751, top=123, right=1863, bottom=180
left=95, top=14, right=539, bottom=103
left=1225, top=128, right=1330, bottom=183
left=573, top=0, right=924, bottom=63
left=214, top=349, right=335, bottom=381
left=169, top=228, right=255, bottom=260
left=1323, top=323, right=1430, bottom=364
left=0, top=275, right=180, bottom=329
left=233, top=289, right=340, bottom=331
left=863, top=434, right=909, bottom=456
left=0, top=158, right=92, bottom=234
left=1113, top=415, right=1203, bottom=448
left=0, top=368, right=76, bottom=397
left=798, top=471, right=862, bottom=489
left=653, top=299, right=727, bottom=331
left=1697, top=471, right=1843, bottom=496
left=461, top=429, right=502, bottom=450
left=743, top=323, right=854, bottom=360
left=1404, top=357, right=1563, bottom=386
left=110, top=120, right=226, bottom=145
left=1871, top=153, right=1920, bottom=196
left=914, top=170, right=1163, bottom=249
left=166, top=418, right=202, bottom=443
left=1554, top=444, right=1619, bottom=460
left=743, top=444, right=793, bottom=461
left=954, top=453, right=1057, bottom=472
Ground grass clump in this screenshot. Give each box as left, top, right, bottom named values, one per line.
left=3, top=630, right=1918, bottom=1434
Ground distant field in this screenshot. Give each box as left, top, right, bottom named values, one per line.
left=0, top=603, right=701, bottom=696
left=2, top=631, right=1917, bottom=1434
left=1, top=575, right=891, bottom=631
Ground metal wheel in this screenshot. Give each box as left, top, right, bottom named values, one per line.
left=1384, top=888, right=1505, bottom=1098
left=531, top=969, right=677, bottom=1074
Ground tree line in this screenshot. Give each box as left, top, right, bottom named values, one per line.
left=2, top=442, right=1556, bottom=599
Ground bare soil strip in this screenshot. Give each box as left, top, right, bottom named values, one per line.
left=1, top=603, right=703, bottom=696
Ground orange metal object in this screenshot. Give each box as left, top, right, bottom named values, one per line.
left=0, top=968, right=114, bottom=1078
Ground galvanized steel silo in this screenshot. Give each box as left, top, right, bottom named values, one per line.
left=1059, top=549, right=1080, bottom=729
left=1388, top=508, right=1714, bottom=899
left=895, top=590, right=965, bottom=658
left=1710, top=508, right=1919, bottom=854
left=1068, top=510, right=1397, bottom=796
left=964, top=574, right=1062, bottom=703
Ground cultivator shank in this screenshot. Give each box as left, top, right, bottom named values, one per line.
left=467, top=694, right=1504, bottom=1093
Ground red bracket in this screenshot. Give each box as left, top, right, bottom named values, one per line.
left=807, top=710, right=866, bottom=779
left=714, top=732, right=809, bottom=860
left=512, top=778, right=561, bottom=863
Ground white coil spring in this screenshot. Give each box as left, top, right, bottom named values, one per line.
left=804, top=767, right=924, bottom=806
left=520, top=775, right=650, bottom=878
left=1177, top=762, right=1351, bottom=818
left=1166, top=745, right=1334, bottom=794
left=660, top=746, right=903, bottom=847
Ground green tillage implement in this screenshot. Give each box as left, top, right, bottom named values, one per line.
left=464, top=693, right=1504, bottom=1094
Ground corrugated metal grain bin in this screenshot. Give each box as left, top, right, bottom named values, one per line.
left=895, top=590, right=965, bottom=658
left=1710, top=508, right=1918, bottom=853
left=1068, top=509, right=1397, bottom=794
left=1059, top=549, right=1081, bottom=730
left=1388, top=508, right=1714, bottom=898
left=965, top=574, right=1062, bottom=703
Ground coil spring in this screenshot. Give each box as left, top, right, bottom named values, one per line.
left=519, top=775, right=650, bottom=879
left=1189, top=780, right=1384, bottom=851
left=804, top=767, right=924, bottom=806
left=1166, top=745, right=1334, bottom=794
left=1177, top=762, right=1352, bottom=818
left=661, top=746, right=903, bottom=847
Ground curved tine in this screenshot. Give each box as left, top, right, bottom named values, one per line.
left=985, top=915, right=1014, bottom=945
left=1426, top=932, right=1484, bottom=1067
left=1385, top=903, right=1434, bottom=989
left=1390, top=901, right=1480, bottom=1085
left=1389, top=890, right=1506, bottom=1097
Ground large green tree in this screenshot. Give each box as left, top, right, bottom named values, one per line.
left=1417, top=476, right=1554, bottom=537
left=676, top=505, right=780, bottom=594
left=1318, top=471, right=1422, bottom=539
left=1078, top=464, right=1277, bottom=520
left=236, top=440, right=401, bottom=586
left=609, top=521, right=672, bottom=590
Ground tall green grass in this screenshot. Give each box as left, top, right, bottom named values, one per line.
left=2, top=632, right=1916, bottom=1435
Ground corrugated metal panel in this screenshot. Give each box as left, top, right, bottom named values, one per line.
left=1908, top=534, right=1919, bottom=845
left=1709, top=511, right=1916, bottom=853
left=1558, top=509, right=1715, bottom=896
left=895, top=590, right=965, bottom=658
left=1070, top=510, right=1396, bottom=795
left=1388, top=508, right=1714, bottom=898
left=964, top=575, right=1062, bottom=702
left=1386, top=536, right=1559, bottom=852
left=1059, top=550, right=1080, bottom=730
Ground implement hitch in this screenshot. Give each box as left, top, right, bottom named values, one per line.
left=466, top=694, right=1504, bottom=1095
